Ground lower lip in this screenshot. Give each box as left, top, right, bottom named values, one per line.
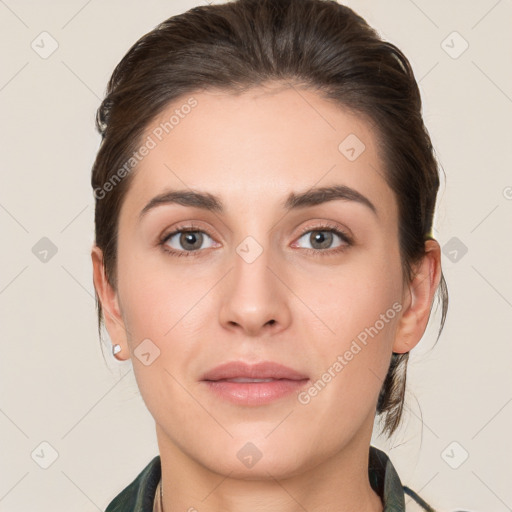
left=202, top=379, right=309, bottom=405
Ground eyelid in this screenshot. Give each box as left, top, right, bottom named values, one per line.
left=295, top=220, right=353, bottom=241
left=160, top=219, right=214, bottom=238
left=159, top=221, right=219, bottom=247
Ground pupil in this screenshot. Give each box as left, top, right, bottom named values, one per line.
left=182, top=232, right=202, bottom=250
left=312, top=231, right=332, bottom=249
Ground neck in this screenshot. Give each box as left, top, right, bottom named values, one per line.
left=155, top=424, right=383, bottom=512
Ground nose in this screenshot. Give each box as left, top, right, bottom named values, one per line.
left=218, top=240, right=292, bottom=337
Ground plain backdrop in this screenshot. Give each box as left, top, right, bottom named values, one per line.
left=0, top=1, right=511, bottom=511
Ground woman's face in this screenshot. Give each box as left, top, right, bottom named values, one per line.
left=104, top=83, right=411, bottom=477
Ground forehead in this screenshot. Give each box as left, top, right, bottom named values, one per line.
left=119, top=84, right=396, bottom=224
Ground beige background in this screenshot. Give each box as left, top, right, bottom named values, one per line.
left=0, top=1, right=511, bottom=511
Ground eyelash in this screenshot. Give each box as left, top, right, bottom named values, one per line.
left=158, top=221, right=353, bottom=258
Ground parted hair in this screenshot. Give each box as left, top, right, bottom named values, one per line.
left=91, top=0, right=448, bottom=437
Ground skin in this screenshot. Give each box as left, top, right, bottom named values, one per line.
left=92, top=82, right=442, bottom=512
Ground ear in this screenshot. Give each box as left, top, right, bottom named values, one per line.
left=91, top=244, right=130, bottom=360
left=393, top=239, right=442, bottom=354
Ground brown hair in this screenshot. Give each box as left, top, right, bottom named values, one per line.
left=91, top=0, right=448, bottom=437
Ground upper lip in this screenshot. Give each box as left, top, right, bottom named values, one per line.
left=201, top=361, right=309, bottom=381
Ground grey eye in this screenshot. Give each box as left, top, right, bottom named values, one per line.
left=296, top=230, right=345, bottom=250
left=165, top=231, right=215, bottom=252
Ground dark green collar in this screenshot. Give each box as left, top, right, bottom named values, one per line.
left=105, top=445, right=425, bottom=511
left=105, top=454, right=161, bottom=512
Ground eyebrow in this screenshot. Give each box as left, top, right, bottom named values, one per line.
left=139, top=184, right=378, bottom=219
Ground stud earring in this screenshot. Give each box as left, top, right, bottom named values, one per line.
left=112, top=344, right=121, bottom=356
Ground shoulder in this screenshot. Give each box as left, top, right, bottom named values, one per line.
left=105, top=455, right=161, bottom=512
left=369, top=445, right=436, bottom=512
left=370, top=446, right=485, bottom=512
left=106, top=449, right=477, bottom=512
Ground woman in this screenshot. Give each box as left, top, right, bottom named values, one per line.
left=90, top=0, right=449, bottom=510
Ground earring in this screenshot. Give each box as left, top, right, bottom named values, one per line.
left=112, top=344, right=121, bottom=356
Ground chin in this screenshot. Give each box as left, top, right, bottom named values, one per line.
left=193, top=432, right=321, bottom=481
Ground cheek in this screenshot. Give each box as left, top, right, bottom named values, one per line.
left=298, top=247, right=402, bottom=339
left=116, top=251, right=211, bottom=424
left=296, top=251, right=403, bottom=402
left=116, top=245, right=210, bottom=341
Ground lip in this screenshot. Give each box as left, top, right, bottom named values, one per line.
left=201, top=361, right=309, bottom=406
left=201, top=361, right=308, bottom=381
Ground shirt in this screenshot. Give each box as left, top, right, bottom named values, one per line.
left=104, top=445, right=436, bottom=512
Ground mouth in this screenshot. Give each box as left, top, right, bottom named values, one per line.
left=218, top=378, right=278, bottom=383
left=201, top=361, right=309, bottom=406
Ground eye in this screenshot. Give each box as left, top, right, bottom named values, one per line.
left=160, top=225, right=218, bottom=257
left=158, top=222, right=353, bottom=258
left=292, top=224, right=353, bottom=255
